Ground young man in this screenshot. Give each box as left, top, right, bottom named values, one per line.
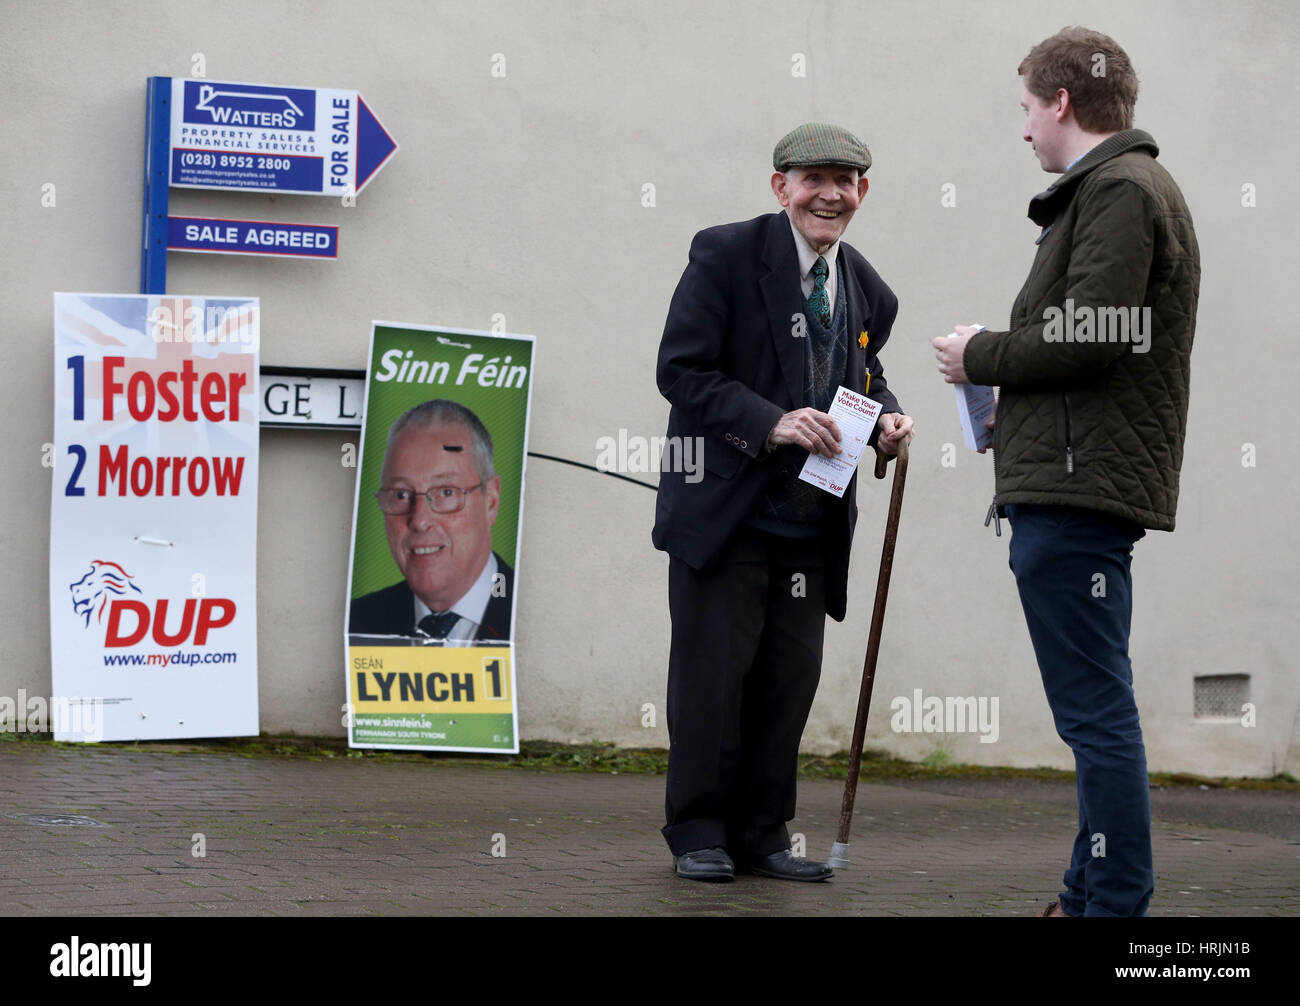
left=934, top=28, right=1201, bottom=916
left=654, top=123, right=913, bottom=882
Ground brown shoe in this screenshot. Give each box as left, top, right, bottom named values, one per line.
left=1039, top=900, right=1074, bottom=917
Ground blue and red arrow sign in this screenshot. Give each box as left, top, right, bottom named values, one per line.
left=167, top=78, right=398, bottom=197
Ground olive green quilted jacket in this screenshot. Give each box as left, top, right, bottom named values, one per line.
left=964, top=130, right=1200, bottom=531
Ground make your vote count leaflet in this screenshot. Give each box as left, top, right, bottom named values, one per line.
left=798, top=385, right=883, bottom=497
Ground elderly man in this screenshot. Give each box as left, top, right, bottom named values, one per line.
left=653, top=123, right=913, bottom=882
left=349, top=399, right=513, bottom=643
left=935, top=28, right=1200, bottom=916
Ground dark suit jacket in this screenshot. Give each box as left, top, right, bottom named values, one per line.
left=348, top=554, right=514, bottom=641
left=652, top=211, right=902, bottom=621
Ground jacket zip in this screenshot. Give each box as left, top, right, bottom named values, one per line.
left=1012, top=224, right=1054, bottom=318
left=1063, top=392, right=1075, bottom=474
left=991, top=223, right=1057, bottom=529
left=986, top=393, right=1001, bottom=534
left=1027, top=222, right=1075, bottom=475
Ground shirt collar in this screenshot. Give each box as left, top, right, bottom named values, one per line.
left=788, top=215, right=841, bottom=281
left=413, top=553, right=498, bottom=630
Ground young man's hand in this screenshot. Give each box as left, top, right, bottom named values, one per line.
left=932, top=324, right=982, bottom=384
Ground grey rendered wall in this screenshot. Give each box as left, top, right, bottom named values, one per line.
left=2, top=0, right=1295, bottom=775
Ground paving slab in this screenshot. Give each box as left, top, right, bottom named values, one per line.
left=1, top=743, right=1295, bottom=916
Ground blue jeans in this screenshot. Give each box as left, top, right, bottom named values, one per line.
left=1004, top=504, right=1150, bottom=917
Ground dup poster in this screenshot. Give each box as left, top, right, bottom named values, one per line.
left=345, top=323, right=534, bottom=753
left=49, top=293, right=260, bottom=742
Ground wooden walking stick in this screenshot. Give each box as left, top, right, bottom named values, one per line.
left=828, top=438, right=909, bottom=869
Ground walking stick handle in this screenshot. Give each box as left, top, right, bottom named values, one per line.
left=874, top=437, right=908, bottom=479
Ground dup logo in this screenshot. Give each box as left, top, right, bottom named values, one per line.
left=69, top=560, right=236, bottom=647
left=70, top=560, right=142, bottom=626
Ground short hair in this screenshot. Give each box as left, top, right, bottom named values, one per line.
left=1018, top=27, right=1139, bottom=133
left=385, top=399, right=495, bottom=481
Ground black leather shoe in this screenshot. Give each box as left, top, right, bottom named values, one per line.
left=673, top=847, right=735, bottom=882
left=745, top=849, right=833, bottom=882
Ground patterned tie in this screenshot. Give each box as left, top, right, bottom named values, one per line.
left=809, top=256, right=831, bottom=327
left=418, top=610, right=460, bottom=639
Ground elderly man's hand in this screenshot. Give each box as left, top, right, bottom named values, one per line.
left=932, top=324, right=982, bottom=384
left=767, top=407, right=841, bottom=457
left=875, top=412, right=914, bottom=455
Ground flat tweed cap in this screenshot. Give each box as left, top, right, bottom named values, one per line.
left=773, top=122, right=871, bottom=173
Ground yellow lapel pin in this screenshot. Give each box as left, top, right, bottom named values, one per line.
left=858, top=330, right=870, bottom=349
